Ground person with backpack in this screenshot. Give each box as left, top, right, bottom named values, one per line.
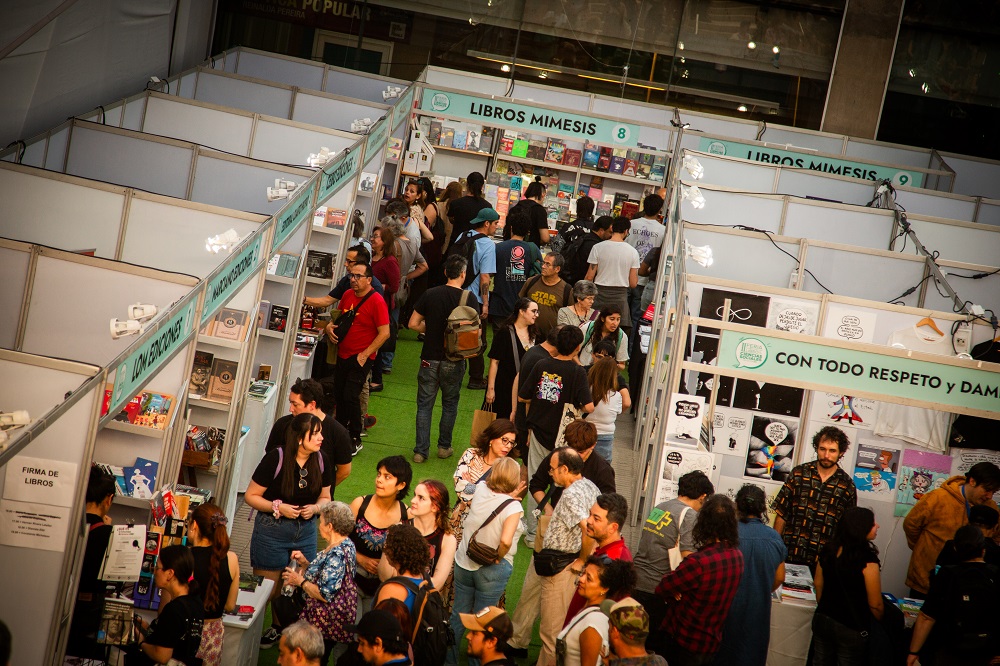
left=519, top=252, right=572, bottom=339
left=550, top=195, right=594, bottom=256
left=409, top=254, right=482, bottom=463
left=908, top=524, right=1000, bottom=665
left=447, top=207, right=500, bottom=390
left=563, top=215, right=613, bottom=285
left=504, top=176, right=551, bottom=246
left=491, top=208, right=542, bottom=331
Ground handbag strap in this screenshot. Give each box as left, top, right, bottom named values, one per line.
left=673, top=506, right=692, bottom=548
left=563, top=606, right=602, bottom=635
left=468, top=498, right=516, bottom=543
left=510, top=327, right=521, bottom=374
left=536, top=483, right=557, bottom=514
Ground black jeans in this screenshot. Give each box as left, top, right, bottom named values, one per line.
left=334, top=356, right=373, bottom=441
left=811, top=611, right=868, bottom=666
left=660, top=632, right=716, bottom=666
left=632, top=590, right=669, bottom=657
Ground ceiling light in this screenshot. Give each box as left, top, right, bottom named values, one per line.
left=538, top=72, right=547, bottom=79
left=681, top=184, right=706, bottom=209
left=307, top=147, right=334, bottom=168
left=381, top=85, right=403, bottom=102
left=908, top=68, right=916, bottom=77
left=681, top=70, right=690, bottom=79
left=686, top=242, right=714, bottom=268
left=921, top=82, right=930, bottom=94
left=678, top=42, right=684, bottom=50
left=206, top=228, right=241, bottom=252
left=679, top=57, right=686, bottom=64
left=501, top=64, right=510, bottom=73
left=351, top=117, right=374, bottom=134
left=0, top=410, right=30, bottom=427
left=682, top=155, right=704, bottom=180
left=737, top=104, right=748, bottom=112
left=747, top=40, right=757, bottom=50
left=772, top=45, right=780, bottom=54
left=127, top=304, right=158, bottom=323
left=110, top=319, right=144, bottom=339
left=578, top=74, right=666, bottom=91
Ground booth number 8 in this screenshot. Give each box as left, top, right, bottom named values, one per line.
left=613, top=125, right=630, bottom=143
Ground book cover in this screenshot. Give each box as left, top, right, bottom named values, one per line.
left=582, top=146, right=600, bottom=169
left=300, top=304, right=318, bottom=330
left=312, top=207, right=327, bottom=227
left=189, top=350, right=214, bottom=397
left=610, top=155, right=626, bottom=174
left=590, top=175, right=605, bottom=189
left=385, top=136, right=403, bottom=160
left=98, top=463, right=128, bottom=495
left=597, top=147, right=612, bottom=172
left=511, top=139, right=529, bottom=158
left=257, top=364, right=272, bottom=381
left=587, top=187, right=603, bottom=202
left=135, top=392, right=173, bottom=430
left=124, top=462, right=157, bottom=498
left=325, top=208, right=347, bottom=229
left=467, top=130, right=482, bottom=151
left=440, top=127, right=455, bottom=147
left=97, top=599, right=136, bottom=644
left=276, top=253, right=299, bottom=278
left=557, top=183, right=574, bottom=199
left=612, top=147, right=628, bottom=158
left=185, top=425, right=212, bottom=452
left=613, top=192, right=630, bottom=209
left=267, top=305, right=289, bottom=332
left=452, top=130, right=468, bottom=150
left=479, top=133, right=493, bottom=154
left=265, top=253, right=281, bottom=275
left=257, top=301, right=271, bottom=329
left=306, top=250, right=334, bottom=279
left=509, top=175, right=523, bottom=193
left=527, top=140, right=546, bottom=161
left=564, top=149, right=582, bottom=167
left=207, top=358, right=239, bottom=403
left=544, top=139, right=566, bottom=164
left=428, top=120, right=442, bottom=144
left=623, top=159, right=639, bottom=178
left=213, top=307, right=248, bottom=341
left=621, top=201, right=640, bottom=219
left=596, top=199, right=612, bottom=217
left=650, top=155, right=667, bottom=181
left=638, top=153, right=654, bottom=178
left=499, top=132, right=515, bottom=154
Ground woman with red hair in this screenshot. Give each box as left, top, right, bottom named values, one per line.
left=380, top=479, right=457, bottom=598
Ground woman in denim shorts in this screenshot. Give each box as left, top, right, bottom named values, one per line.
left=245, top=413, right=334, bottom=647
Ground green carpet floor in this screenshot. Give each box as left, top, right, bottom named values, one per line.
left=257, top=327, right=542, bottom=665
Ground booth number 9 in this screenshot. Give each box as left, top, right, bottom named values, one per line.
left=612, top=124, right=631, bottom=144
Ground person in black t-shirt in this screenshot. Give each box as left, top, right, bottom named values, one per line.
left=132, top=546, right=205, bottom=666
left=265, top=378, right=352, bottom=488
left=447, top=172, right=493, bottom=241
left=409, top=255, right=481, bottom=463
left=504, top=177, right=550, bottom=247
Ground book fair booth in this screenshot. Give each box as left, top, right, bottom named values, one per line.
left=0, top=45, right=999, bottom=665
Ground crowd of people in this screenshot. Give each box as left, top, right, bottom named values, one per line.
left=60, top=176, right=1000, bottom=666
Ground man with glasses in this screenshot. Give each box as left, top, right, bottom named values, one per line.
left=519, top=251, right=572, bottom=339
left=328, top=263, right=390, bottom=453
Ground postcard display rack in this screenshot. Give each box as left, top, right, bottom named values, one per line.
left=631, top=148, right=1000, bottom=605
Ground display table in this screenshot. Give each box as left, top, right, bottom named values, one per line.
left=766, top=596, right=815, bottom=666
left=221, top=578, right=274, bottom=666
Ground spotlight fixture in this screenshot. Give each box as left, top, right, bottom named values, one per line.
left=908, top=68, right=916, bottom=78
left=351, top=117, right=374, bottom=134
left=678, top=41, right=684, bottom=50
left=266, top=179, right=301, bottom=203
left=307, top=147, right=334, bottom=168
left=681, top=184, right=706, bottom=209
left=0, top=410, right=30, bottom=428
left=127, top=304, right=158, bottom=322
left=772, top=45, right=780, bottom=54
left=921, top=82, right=930, bottom=94
left=538, top=72, right=548, bottom=79
left=737, top=104, right=748, bottom=112
left=501, top=64, right=511, bottom=73
left=686, top=242, right=715, bottom=268
left=682, top=155, right=704, bottom=180
left=206, top=228, right=241, bottom=253
left=681, top=69, right=690, bottom=79
left=747, top=40, right=757, bottom=50
left=110, top=318, right=143, bottom=339
left=381, top=85, right=403, bottom=102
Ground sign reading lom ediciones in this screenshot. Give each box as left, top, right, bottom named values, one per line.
left=421, top=88, right=640, bottom=148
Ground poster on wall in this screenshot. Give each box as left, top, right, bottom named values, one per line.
left=853, top=441, right=901, bottom=501
left=766, top=298, right=820, bottom=335
left=710, top=407, right=753, bottom=458
left=732, top=379, right=804, bottom=416
left=664, top=393, right=706, bottom=442
left=895, top=448, right=953, bottom=517
left=745, top=415, right=798, bottom=483
left=656, top=446, right=716, bottom=504
left=816, top=393, right=878, bottom=429
left=697, top=288, right=771, bottom=334
left=716, top=476, right=782, bottom=527
left=821, top=304, right=877, bottom=344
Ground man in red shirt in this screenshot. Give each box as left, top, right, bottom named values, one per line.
left=563, top=492, right=632, bottom=623
left=655, top=494, right=744, bottom=666
left=329, top=263, right=390, bottom=453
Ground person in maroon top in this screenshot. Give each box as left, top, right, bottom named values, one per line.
left=370, top=225, right=401, bottom=392
left=330, top=263, right=390, bottom=449
left=655, top=494, right=745, bottom=666
left=563, top=492, right=633, bottom=623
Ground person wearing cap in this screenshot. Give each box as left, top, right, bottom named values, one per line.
left=461, top=606, right=517, bottom=666
left=351, top=609, right=411, bottom=666
left=277, top=620, right=325, bottom=666
left=607, top=598, right=667, bottom=665
left=452, top=206, right=499, bottom=389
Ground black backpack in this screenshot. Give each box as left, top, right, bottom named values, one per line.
left=944, top=563, right=999, bottom=656
left=561, top=233, right=592, bottom=284
left=376, top=576, right=453, bottom=664
left=446, top=231, right=486, bottom=288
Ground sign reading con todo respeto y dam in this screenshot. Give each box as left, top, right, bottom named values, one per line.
left=716, top=332, right=1000, bottom=414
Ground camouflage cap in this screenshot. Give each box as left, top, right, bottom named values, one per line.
left=608, top=597, right=649, bottom=641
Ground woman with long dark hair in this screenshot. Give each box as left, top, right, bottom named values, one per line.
left=447, top=172, right=492, bottom=241
left=578, top=305, right=629, bottom=368
left=487, top=297, right=539, bottom=420
left=505, top=176, right=551, bottom=246
left=369, top=223, right=401, bottom=392
left=131, top=546, right=204, bottom=666
left=245, top=412, right=333, bottom=647
left=557, top=558, right=637, bottom=666
left=811, top=507, right=883, bottom=666
left=189, top=503, right=240, bottom=666
left=437, top=180, right=465, bottom=253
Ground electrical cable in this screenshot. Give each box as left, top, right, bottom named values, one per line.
left=755, top=121, right=766, bottom=141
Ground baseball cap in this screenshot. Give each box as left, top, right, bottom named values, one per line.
left=608, top=597, right=650, bottom=641
left=459, top=606, right=513, bottom=643
left=347, top=609, right=405, bottom=644
left=470, top=208, right=500, bottom=228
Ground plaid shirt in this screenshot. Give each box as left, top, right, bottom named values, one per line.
left=655, top=542, right=744, bottom=655
left=773, top=461, right=857, bottom=566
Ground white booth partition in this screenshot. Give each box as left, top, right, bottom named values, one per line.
left=938, top=151, right=1000, bottom=200
left=0, top=349, right=106, bottom=666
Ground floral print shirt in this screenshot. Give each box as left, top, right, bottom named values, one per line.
left=305, top=539, right=357, bottom=602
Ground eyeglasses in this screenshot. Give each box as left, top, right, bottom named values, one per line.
left=348, top=273, right=367, bottom=281
left=499, top=436, right=516, bottom=446
left=298, top=467, right=308, bottom=489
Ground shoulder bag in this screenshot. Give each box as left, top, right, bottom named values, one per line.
left=667, top=506, right=692, bottom=570
left=466, top=498, right=516, bottom=566
left=333, top=290, right=375, bottom=343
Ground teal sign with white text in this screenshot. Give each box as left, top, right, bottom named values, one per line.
left=318, top=149, right=360, bottom=203
left=201, top=234, right=264, bottom=324
left=699, top=138, right=925, bottom=188
left=717, top=331, right=1000, bottom=414
left=421, top=88, right=640, bottom=148
left=365, top=116, right=390, bottom=162
left=273, top=182, right=316, bottom=251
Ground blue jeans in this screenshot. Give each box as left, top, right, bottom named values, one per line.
left=447, top=560, right=514, bottom=666
left=415, top=358, right=466, bottom=457
left=594, top=433, right=614, bottom=463
left=249, top=512, right=318, bottom=570
left=382, top=307, right=399, bottom=371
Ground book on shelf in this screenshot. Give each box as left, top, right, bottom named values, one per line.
left=509, top=175, right=523, bottom=193
left=613, top=191, right=630, bottom=208
left=596, top=199, right=613, bottom=217
left=440, top=127, right=455, bottom=147
left=597, top=147, right=613, bottom=172
left=564, top=149, right=582, bottom=167
left=467, top=130, right=482, bottom=151
left=267, top=305, right=289, bottom=332
left=257, top=301, right=271, bottom=329
left=213, top=307, right=248, bottom=342
left=511, top=139, right=529, bottom=158
left=650, top=155, right=667, bottom=181
left=248, top=380, right=276, bottom=401
left=428, top=120, right=442, bottom=145
left=557, top=183, right=574, bottom=199
left=325, top=208, right=348, bottom=229
left=452, top=130, right=468, bottom=149
left=306, top=250, right=334, bottom=279
left=621, top=201, right=640, bottom=219
left=479, top=132, right=493, bottom=154
left=300, top=304, right=319, bottom=330
left=133, top=391, right=174, bottom=429
left=582, top=145, right=600, bottom=169
left=206, top=358, right=239, bottom=403
left=312, top=207, right=327, bottom=227
left=527, top=140, right=546, bottom=161
left=294, top=331, right=320, bottom=358
left=267, top=252, right=299, bottom=278
left=189, top=350, right=214, bottom=398
left=610, top=155, right=625, bottom=174
left=587, top=187, right=603, bottom=202
left=623, top=159, right=639, bottom=178
left=493, top=158, right=510, bottom=175
left=123, top=459, right=158, bottom=499
left=544, top=139, right=565, bottom=164
left=97, top=463, right=128, bottom=495
left=185, top=424, right=214, bottom=452
left=638, top=153, right=654, bottom=179
left=257, top=364, right=272, bottom=381
left=499, top=131, right=515, bottom=154
left=386, top=136, right=403, bottom=160
left=174, top=484, right=213, bottom=508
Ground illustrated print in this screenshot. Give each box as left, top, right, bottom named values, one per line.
left=853, top=441, right=900, bottom=501
left=510, top=245, right=526, bottom=276
left=869, top=470, right=890, bottom=493
left=745, top=415, right=798, bottom=483
left=537, top=371, right=564, bottom=403
left=829, top=396, right=864, bottom=425
left=895, top=448, right=953, bottom=517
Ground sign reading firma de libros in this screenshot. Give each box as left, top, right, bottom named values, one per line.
left=717, top=331, right=1000, bottom=415
left=421, top=89, right=640, bottom=148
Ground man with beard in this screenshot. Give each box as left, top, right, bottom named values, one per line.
left=773, top=426, right=857, bottom=569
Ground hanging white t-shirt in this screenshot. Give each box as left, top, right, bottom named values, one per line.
left=626, top=217, right=666, bottom=286
left=873, top=325, right=955, bottom=451
left=555, top=606, right=609, bottom=666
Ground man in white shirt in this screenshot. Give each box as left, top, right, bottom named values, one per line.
left=625, top=194, right=665, bottom=324
left=585, top=216, right=640, bottom=333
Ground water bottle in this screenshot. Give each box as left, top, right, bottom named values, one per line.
left=281, top=558, right=300, bottom=596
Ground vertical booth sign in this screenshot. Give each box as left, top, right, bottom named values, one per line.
left=272, top=181, right=317, bottom=252
left=393, top=86, right=415, bottom=131
left=365, top=115, right=391, bottom=160
left=318, top=149, right=361, bottom=203
left=420, top=88, right=641, bottom=148
left=0, top=456, right=79, bottom=552
left=110, top=298, right=199, bottom=419
left=201, top=233, right=265, bottom=325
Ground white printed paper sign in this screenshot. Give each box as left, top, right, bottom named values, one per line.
left=665, top=393, right=705, bottom=442
left=3, top=455, right=79, bottom=508
left=711, top=407, right=753, bottom=458
left=822, top=305, right=877, bottom=344
left=0, top=499, right=71, bottom=552
left=656, top=446, right=716, bottom=504
left=766, top=298, right=819, bottom=335
left=950, top=449, right=1000, bottom=476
